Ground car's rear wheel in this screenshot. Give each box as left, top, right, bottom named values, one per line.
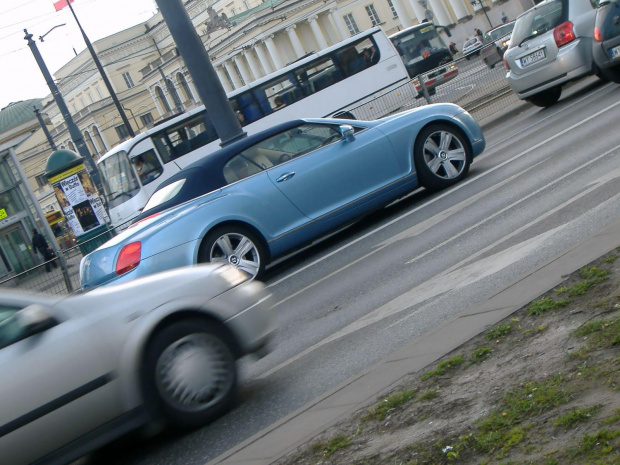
left=414, top=124, right=471, bottom=191
left=142, top=319, right=237, bottom=429
left=200, top=225, right=267, bottom=279
left=527, top=86, right=562, bottom=107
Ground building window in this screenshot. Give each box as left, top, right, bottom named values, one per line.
left=79, top=97, right=86, bottom=108
left=96, top=87, right=103, bottom=99
left=387, top=0, right=398, bottom=18
left=35, top=173, right=47, bottom=188
left=122, top=72, right=135, bottom=89
left=230, top=7, right=236, bottom=15
left=243, top=0, right=250, bottom=9
left=365, top=4, right=382, bottom=26
left=140, top=112, right=154, bottom=127
left=87, top=92, right=94, bottom=103
left=343, top=13, right=360, bottom=36
left=115, top=124, right=131, bottom=140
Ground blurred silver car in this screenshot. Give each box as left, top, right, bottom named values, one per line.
left=504, top=0, right=601, bottom=107
left=481, top=21, right=516, bottom=68
left=0, top=265, right=274, bottom=465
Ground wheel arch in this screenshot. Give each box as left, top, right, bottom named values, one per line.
left=197, top=220, right=271, bottom=264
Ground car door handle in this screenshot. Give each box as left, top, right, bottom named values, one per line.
left=276, top=172, right=295, bottom=182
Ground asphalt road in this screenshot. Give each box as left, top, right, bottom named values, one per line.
left=92, top=76, right=620, bottom=465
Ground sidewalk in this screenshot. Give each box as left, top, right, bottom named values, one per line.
left=207, top=217, right=620, bottom=465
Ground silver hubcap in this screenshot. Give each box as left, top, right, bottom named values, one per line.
left=155, top=334, right=233, bottom=412
left=210, top=232, right=260, bottom=277
left=422, top=130, right=466, bottom=180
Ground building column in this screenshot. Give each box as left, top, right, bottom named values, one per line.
left=286, top=24, right=306, bottom=58
left=392, top=0, right=414, bottom=29
left=448, top=0, right=470, bottom=20
left=263, top=35, right=284, bottom=70
left=308, top=15, right=329, bottom=50
left=255, top=42, right=275, bottom=75
left=429, top=0, right=453, bottom=26
left=216, top=66, right=233, bottom=93
left=329, top=8, right=349, bottom=40
left=407, top=0, right=428, bottom=23
left=243, top=49, right=263, bottom=79
left=233, top=54, right=253, bottom=84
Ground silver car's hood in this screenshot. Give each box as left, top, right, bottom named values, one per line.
left=66, top=264, right=247, bottom=318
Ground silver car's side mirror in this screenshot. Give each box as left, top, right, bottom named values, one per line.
left=339, top=125, right=356, bottom=142
left=16, top=304, right=58, bottom=337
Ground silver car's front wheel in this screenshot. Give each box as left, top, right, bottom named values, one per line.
left=414, top=124, right=471, bottom=191
left=201, top=226, right=267, bottom=279
left=142, top=319, right=237, bottom=429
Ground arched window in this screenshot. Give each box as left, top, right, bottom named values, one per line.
left=67, top=140, right=76, bottom=151
left=176, top=72, right=195, bottom=104
left=84, top=130, right=97, bottom=155
left=92, top=126, right=107, bottom=152
left=156, top=86, right=171, bottom=113
left=166, top=79, right=183, bottom=111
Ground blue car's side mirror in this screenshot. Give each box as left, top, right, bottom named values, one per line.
left=339, top=125, right=355, bottom=142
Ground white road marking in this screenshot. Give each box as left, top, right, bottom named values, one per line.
left=259, top=146, right=620, bottom=379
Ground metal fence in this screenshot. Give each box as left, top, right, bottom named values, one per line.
left=1, top=52, right=521, bottom=297
left=347, top=49, right=520, bottom=121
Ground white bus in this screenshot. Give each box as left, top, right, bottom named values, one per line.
left=98, top=27, right=412, bottom=228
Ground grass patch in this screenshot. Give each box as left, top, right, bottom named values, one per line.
left=554, top=405, right=602, bottom=428
left=573, top=429, right=620, bottom=460
left=421, top=356, right=465, bottom=381
left=364, top=389, right=416, bottom=421
left=579, top=266, right=610, bottom=283
left=601, top=254, right=618, bottom=264
left=311, top=434, right=351, bottom=457
left=529, top=297, right=569, bottom=315
left=485, top=323, right=512, bottom=341
left=418, top=389, right=439, bottom=401
left=573, top=318, right=620, bottom=353
left=470, top=346, right=492, bottom=363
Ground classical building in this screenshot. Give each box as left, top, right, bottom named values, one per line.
left=12, top=0, right=531, bottom=221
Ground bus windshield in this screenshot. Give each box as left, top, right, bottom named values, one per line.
left=98, top=150, right=140, bottom=208
left=390, top=24, right=453, bottom=78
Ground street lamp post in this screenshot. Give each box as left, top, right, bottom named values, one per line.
left=24, top=28, right=104, bottom=198
left=471, top=0, right=493, bottom=29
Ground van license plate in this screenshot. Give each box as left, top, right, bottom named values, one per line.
left=520, top=49, right=545, bottom=67
left=610, top=45, right=620, bottom=60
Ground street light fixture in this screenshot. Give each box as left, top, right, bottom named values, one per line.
left=471, top=0, right=493, bottom=29
left=39, top=23, right=66, bottom=42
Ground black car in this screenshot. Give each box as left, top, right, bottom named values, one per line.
left=593, top=0, right=620, bottom=82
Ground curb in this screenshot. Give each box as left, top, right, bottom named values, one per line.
left=207, top=219, right=620, bottom=465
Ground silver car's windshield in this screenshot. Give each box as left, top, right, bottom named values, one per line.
left=510, top=0, right=566, bottom=47
left=484, top=23, right=515, bottom=43
left=98, top=150, right=140, bottom=208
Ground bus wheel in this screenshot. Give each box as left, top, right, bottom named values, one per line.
left=414, top=124, right=471, bottom=191
left=199, top=226, right=267, bottom=280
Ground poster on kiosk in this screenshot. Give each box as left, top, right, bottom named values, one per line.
left=49, top=164, right=109, bottom=237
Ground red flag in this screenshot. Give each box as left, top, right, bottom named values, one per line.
left=53, top=0, right=75, bottom=11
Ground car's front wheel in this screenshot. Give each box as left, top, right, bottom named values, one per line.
left=142, top=319, right=237, bottom=429
left=200, top=225, right=267, bottom=279
left=414, top=124, right=471, bottom=191
left=527, top=86, right=562, bottom=107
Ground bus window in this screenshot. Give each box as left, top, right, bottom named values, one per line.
left=98, top=150, right=140, bottom=207
left=295, top=56, right=341, bottom=95
left=152, top=112, right=218, bottom=161
left=131, top=149, right=163, bottom=185
left=231, top=92, right=263, bottom=125
left=252, top=73, right=300, bottom=113
left=335, top=37, right=378, bottom=77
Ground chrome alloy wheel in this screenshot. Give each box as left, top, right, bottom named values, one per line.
left=209, top=232, right=260, bottom=278
left=421, top=130, right=467, bottom=180
left=155, top=334, right=234, bottom=412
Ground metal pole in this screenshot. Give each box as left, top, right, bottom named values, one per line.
left=66, top=1, right=136, bottom=137
left=479, top=0, right=493, bottom=29
left=417, top=75, right=432, bottom=104
left=34, top=107, right=57, bottom=151
left=8, top=147, right=73, bottom=293
left=23, top=29, right=105, bottom=201
left=154, top=0, right=245, bottom=147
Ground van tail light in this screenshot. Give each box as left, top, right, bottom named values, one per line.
left=594, top=27, right=603, bottom=42
left=504, top=55, right=509, bottom=70
left=116, top=242, right=141, bottom=275
left=554, top=21, right=576, bottom=47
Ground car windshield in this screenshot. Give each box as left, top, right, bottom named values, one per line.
left=510, top=0, right=567, bottom=47
left=484, top=23, right=515, bottom=43
left=143, top=179, right=186, bottom=211
left=98, top=150, right=140, bottom=208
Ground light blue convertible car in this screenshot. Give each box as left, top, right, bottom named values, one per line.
left=81, top=104, right=485, bottom=288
